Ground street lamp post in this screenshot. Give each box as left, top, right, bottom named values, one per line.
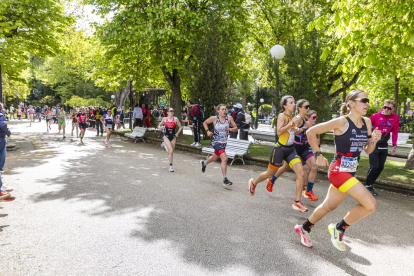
left=269, top=45, right=286, bottom=109
left=255, top=79, right=261, bottom=130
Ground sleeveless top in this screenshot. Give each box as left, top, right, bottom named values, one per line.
left=335, top=116, right=368, bottom=158
left=211, top=116, right=229, bottom=145
left=72, top=112, right=78, bottom=123
left=276, top=113, right=295, bottom=147
left=164, top=117, right=176, bottom=136
left=58, top=112, right=65, bottom=121
left=294, top=117, right=309, bottom=145
left=104, top=114, right=113, bottom=127
left=78, top=113, right=87, bottom=123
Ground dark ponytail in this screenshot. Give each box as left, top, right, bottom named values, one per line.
left=280, top=95, right=294, bottom=112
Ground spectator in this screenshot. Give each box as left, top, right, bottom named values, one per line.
left=365, top=99, right=399, bottom=196
left=151, top=105, right=160, bottom=119
left=141, top=103, right=149, bottom=128
left=10, top=105, right=15, bottom=120
left=187, top=100, right=201, bottom=147
left=214, top=102, right=219, bottom=116
left=229, top=104, right=238, bottom=138
left=133, top=103, right=143, bottom=127
left=0, top=103, right=14, bottom=200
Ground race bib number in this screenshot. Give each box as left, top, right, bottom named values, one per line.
left=339, top=157, right=358, bottom=172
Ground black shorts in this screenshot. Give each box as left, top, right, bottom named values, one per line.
left=268, top=145, right=301, bottom=170
left=165, top=134, right=176, bottom=141
left=294, top=143, right=314, bottom=165
left=79, top=122, right=88, bottom=130
left=212, top=143, right=226, bottom=156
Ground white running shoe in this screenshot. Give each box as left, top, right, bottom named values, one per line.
left=169, top=166, right=174, bottom=172
left=1, top=185, right=14, bottom=192
left=194, top=142, right=201, bottom=147
left=190, top=142, right=196, bottom=146
left=161, top=142, right=165, bottom=148
left=104, top=140, right=108, bottom=147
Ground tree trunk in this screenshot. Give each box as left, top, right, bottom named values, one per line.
left=161, top=67, right=182, bottom=122
left=405, top=144, right=414, bottom=169
left=114, top=84, right=130, bottom=108
left=395, top=76, right=400, bottom=116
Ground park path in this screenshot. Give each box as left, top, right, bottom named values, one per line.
left=0, top=120, right=413, bottom=275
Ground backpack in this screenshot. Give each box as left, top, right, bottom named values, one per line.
left=195, top=104, right=208, bottom=122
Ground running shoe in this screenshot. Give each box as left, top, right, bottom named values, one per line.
left=304, top=190, right=319, bottom=201
left=248, top=178, right=256, bottom=196
left=295, top=224, right=313, bottom=248
left=223, top=177, right=232, bottom=186
left=365, top=185, right=378, bottom=196
left=194, top=142, right=201, bottom=147
left=169, top=166, right=174, bottom=172
left=0, top=191, right=11, bottom=200
left=190, top=142, right=196, bottom=146
left=1, top=195, right=16, bottom=202
left=266, top=178, right=274, bottom=192
left=328, top=223, right=346, bottom=251
left=161, top=142, right=165, bottom=148
left=200, top=160, right=207, bottom=173
left=104, top=140, right=108, bottom=147
left=1, top=185, right=14, bottom=192
left=292, top=201, right=308, bottom=212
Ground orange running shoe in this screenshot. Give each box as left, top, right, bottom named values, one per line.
left=0, top=191, right=11, bottom=200
left=304, top=190, right=319, bottom=201
left=248, top=178, right=256, bottom=196
left=292, top=201, right=308, bottom=212
left=266, top=178, right=274, bottom=192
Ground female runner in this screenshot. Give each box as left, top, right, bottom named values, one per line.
left=45, top=107, right=52, bottom=133
left=200, top=104, right=238, bottom=186
left=157, top=108, right=183, bottom=172
left=71, top=108, right=79, bottom=137
left=101, top=109, right=114, bottom=147
left=266, top=99, right=319, bottom=201
left=57, top=107, right=66, bottom=138
left=295, top=89, right=381, bottom=251
left=248, top=96, right=308, bottom=212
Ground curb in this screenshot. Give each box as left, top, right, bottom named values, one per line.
left=115, top=131, right=414, bottom=196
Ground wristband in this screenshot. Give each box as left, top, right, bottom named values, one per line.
left=370, top=141, right=376, bottom=145
left=314, top=151, right=322, bottom=157
left=205, top=129, right=209, bottom=132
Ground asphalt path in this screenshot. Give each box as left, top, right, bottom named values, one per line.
left=1, top=119, right=413, bottom=275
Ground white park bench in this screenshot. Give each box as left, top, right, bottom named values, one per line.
left=124, top=127, right=147, bottom=143
left=202, top=138, right=251, bottom=165
left=388, top=133, right=411, bottom=148
left=249, top=124, right=275, bottom=143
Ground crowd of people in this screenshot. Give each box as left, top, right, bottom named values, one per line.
left=0, top=89, right=403, bottom=253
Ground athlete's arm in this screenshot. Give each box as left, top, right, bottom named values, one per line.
left=363, top=117, right=381, bottom=154
left=158, top=118, right=165, bottom=130
left=276, top=114, right=291, bottom=137
left=175, top=117, right=183, bottom=137
left=228, top=116, right=238, bottom=132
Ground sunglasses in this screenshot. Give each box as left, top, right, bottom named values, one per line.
left=352, top=98, right=369, bottom=104
left=302, top=105, right=310, bottom=109
left=383, top=106, right=393, bottom=110
left=310, top=115, right=318, bottom=120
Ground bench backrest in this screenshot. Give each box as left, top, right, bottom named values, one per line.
left=131, top=127, right=147, bottom=135
left=257, top=124, right=274, bottom=132
left=226, top=138, right=251, bottom=153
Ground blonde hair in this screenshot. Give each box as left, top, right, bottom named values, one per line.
left=341, top=89, right=366, bottom=115
left=307, top=110, right=317, bottom=117
left=384, top=99, right=395, bottom=108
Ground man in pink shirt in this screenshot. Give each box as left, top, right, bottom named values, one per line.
left=366, top=99, right=399, bottom=196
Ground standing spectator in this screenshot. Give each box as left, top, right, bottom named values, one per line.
left=161, top=106, right=168, bottom=117
left=10, top=105, right=15, bottom=120
left=214, top=102, right=219, bottom=116
left=36, top=106, right=41, bottom=121
left=187, top=100, right=201, bottom=147
left=365, top=99, right=399, bottom=196
left=89, top=106, right=96, bottom=130
left=0, top=103, right=14, bottom=200
left=141, top=103, right=149, bottom=128
left=234, top=103, right=249, bottom=140
left=151, top=105, right=160, bottom=119
left=95, top=107, right=104, bottom=136
left=118, top=108, right=126, bottom=129
left=229, top=104, right=238, bottom=138
left=133, top=104, right=143, bottom=127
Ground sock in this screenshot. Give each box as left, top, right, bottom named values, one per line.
left=223, top=176, right=227, bottom=180
left=306, top=182, right=314, bottom=192
left=170, top=164, right=172, bottom=167
left=336, top=219, right=350, bottom=233
left=302, top=219, right=314, bottom=233
left=270, top=176, right=277, bottom=183
left=295, top=200, right=300, bottom=203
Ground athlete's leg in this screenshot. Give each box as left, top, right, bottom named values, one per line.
left=342, top=182, right=377, bottom=224
left=307, top=185, right=347, bottom=224
left=62, top=124, right=66, bottom=135
left=163, top=137, right=174, bottom=165
left=219, top=152, right=228, bottom=177
left=252, top=167, right=279, bottom=186
left=71, top=124, right=75, bottom=135
left=306, top=156, right=318, bottom=183
left=291, top=162, right=305, bottom=202
left=275, top=161, right=289, bottom=178
left=205, top=153, right=220, bottom=165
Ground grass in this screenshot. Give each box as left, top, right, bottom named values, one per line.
left=119, top=130, right=414, bottom=185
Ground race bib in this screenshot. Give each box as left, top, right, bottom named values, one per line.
left=339, top=157, right=358, bottom=172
